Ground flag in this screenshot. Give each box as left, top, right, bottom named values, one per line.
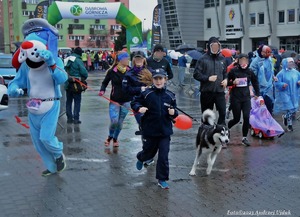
left=151, top=4, right=162, bottom=51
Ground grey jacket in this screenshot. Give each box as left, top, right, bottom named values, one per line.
left=193, top=53, right=227, bottom=93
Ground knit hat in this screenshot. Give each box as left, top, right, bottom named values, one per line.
left=74, top=47, right=83, bottom=56
left=117, top=51, right=129, bottom=61
left=153, top=44, right=164, bottom=53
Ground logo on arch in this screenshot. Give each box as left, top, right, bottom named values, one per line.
left=70, top=5, right=83, bottom=16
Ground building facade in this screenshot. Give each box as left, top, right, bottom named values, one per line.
left=158, top=0, right=203, bottom=49
left=0, top=0, right=129, bottom=53
left=159, top=0, right=300, bottom=53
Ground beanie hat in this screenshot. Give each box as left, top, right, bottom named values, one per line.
left=153, top=44, right=164, bottom=53
left=74, top=47, right=83, bottom=56
left=117, top=51, right=129, bottom=61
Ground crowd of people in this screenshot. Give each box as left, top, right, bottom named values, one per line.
left=63, top=40, right=300, bottom=189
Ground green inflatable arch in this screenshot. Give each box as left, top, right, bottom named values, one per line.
left=47, top=1, right=142, bottom=51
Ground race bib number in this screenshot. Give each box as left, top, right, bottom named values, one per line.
left=26, top=98, right=42, bottom=110
left=236, top=77, right=247, bottom=87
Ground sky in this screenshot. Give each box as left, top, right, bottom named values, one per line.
left=129, top=0, right=158, bottom=31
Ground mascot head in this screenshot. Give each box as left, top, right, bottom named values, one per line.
left=12, top=18, right=59, bottom=69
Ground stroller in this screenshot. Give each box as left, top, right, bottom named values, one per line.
left=249, top=96, right=284, bottom=139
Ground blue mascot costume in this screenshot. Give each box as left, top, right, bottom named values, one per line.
left=8, top=18, right=68, bottom=176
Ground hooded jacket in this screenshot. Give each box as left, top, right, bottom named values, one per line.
left=193, top=37, right=227, bottom=93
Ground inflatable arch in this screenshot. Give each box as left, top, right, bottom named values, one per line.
left=47, top=1, right=142, bottom=51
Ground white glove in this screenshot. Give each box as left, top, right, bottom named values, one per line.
left=16, top=88, right=24, bottom=96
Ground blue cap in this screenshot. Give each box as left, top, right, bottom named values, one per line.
left=152, top=68, right=167, bottom=78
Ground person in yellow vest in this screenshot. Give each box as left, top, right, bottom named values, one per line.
left=81, top=51, right=88, bottom=70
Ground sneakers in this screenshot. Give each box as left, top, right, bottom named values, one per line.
left=144, top=159, right=154, bottom=167
left=104, top=136, right=112, bottom=147
left=287, top=125, right=293, bottom=132
left=56, top=153, right=66, bottom=172
left=67, top=119, right=73, bottom=124
left=41, top=169, right=54, bottom=177
left=113, top=139, right=119, bottom=147
left=242, top=138, right=251, bottom=146
left=73, top=120, right=81, bottom=124
left=136, top=160, right=143, bottom=170
left=282, top=115, right=287, bottom=126
left=158, top=180, right=169, bottom=189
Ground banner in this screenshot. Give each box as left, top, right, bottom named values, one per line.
left=47, top=2, right=142, bottom=51
left=225, top=5, right=243, bottom=39
left=34, top=1, right=49, bottom=19
left=151, top=4, right=162, bottom=50
left=147, top=30, right=152, bottom=51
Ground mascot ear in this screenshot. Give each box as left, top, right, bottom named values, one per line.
left=12, top=48, right=21, bottom=69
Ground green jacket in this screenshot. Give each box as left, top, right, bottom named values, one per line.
left=64, top=53, right=88, bottom=90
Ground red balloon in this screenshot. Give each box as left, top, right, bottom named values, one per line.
left=174, top=114, right=193, bottom=130
left=221, top=48, right=232, bottom=57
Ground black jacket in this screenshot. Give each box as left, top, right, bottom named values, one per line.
left=147, top=56, right=173, bottom=80
left=100, top=66, right=132, bottom=103
left=193, top=53, right=227, bottom=93
left=131, top=86, right=178, bottom=136
left=227, top=66, right=260, bottom=102
left=122, top=67, right=146, bottom=97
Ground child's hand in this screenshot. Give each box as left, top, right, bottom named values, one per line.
left=139, top=107, right=148, bottom=113
left=168, top=108, right=175, bottom=115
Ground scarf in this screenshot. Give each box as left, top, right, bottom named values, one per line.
left=117, top=64, right=127, bottom=74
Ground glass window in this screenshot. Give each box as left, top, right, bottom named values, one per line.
left=278, top=11, right=285, bottom=23
left=250, top=13, right=256, bottom=26
left=258, top=13, right=264, bottom=25
left=288, top=9, right=295, bottom=22
left=207, top=18, right=211, bottom=29
left=205, top=0, right=219, bottom=8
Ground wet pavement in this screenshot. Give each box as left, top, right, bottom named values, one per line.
left=0, top=70, right=300, bottom=217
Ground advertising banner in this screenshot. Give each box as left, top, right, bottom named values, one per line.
left=151, top=4, right=162, bottom=50
left=225, top=5, right=243, bottom=39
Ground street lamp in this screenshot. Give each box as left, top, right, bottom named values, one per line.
left=143, top=18, right=146, bottom=32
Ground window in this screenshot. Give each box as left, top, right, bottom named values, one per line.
left=22, top=11, right=34, bottom=16
left=250, top=13, right=256, bottom=26
left=204, top=0, right=219, bottom=8
left=55, top=24, right=63, bottom=29
left=278, top=11, right=285, bottom=23
left=258, top=13, right=264, bottom=25
left=207, top=18, right=211, bottom=29
left=58, top=35, right=63, bottom=41
left=90, top=25, right=105, bottom=30
left=72, top=24, right=84, bottom=30
left=111, top=36, right=118, bottom=41
left=68, top=36, right=85, bottom=41
left=288, top=9, right=295, bottom=22
left=23, top=0, right=39, bottom=4
left=225, top=0, right=243, bottom=5
left=111, top=25, right=121, bottom=30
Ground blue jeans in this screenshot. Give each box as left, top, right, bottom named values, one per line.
left=66, top=90, right=82, bottom=121
left=108, top=102, right=130, bottom=139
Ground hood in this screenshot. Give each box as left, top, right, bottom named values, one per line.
left=207, top=37, right=221, bottom=55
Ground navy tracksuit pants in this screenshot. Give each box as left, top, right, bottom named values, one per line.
left=137, top=135, right=170, bottom=181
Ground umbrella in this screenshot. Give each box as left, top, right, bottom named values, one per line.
left=168, top=50, right=181, bottom=60
left=187, top=50, right=202, bottom=60
left=175, top=44, right=196, bottom=53
left=281, top=50, right=297, bottom=58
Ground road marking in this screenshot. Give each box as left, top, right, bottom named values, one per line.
left=169, top=165, right=229, bottom=172
left=289, top=175, right=300, bottom=179
left=66, top=157, right=108, bottom=163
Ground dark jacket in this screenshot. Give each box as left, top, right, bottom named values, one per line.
left=122, top=67, right=146, bottom=97
left=131, top=86, right=178, bottom=136
left=227, top=66, right=260, bottom=102
left=147, top=56, right=173, bottom=80
left=193, top=53, right=227, bottom=93
left=100, top=66, right=132, bottom=103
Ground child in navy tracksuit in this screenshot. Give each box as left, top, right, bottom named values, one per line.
left=131, top=68, right=178, bottom=189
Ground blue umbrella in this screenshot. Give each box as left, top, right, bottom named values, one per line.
left=187, top=50, right=202, bottom=60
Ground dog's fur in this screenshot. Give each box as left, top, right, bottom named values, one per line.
left=189, top=109, right=229, bottom=176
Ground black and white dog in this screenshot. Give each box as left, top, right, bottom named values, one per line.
left=189, top=109, right=229, bottom=176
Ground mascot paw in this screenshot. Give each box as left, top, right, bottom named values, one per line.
left=9, top=88, right=24, bottom=97
left=37, top=50, right=55, bottom=66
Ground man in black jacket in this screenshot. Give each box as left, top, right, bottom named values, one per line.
left=147, top=44, right=173, bottom=80
left=193, top=37, right=227, bottom=125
